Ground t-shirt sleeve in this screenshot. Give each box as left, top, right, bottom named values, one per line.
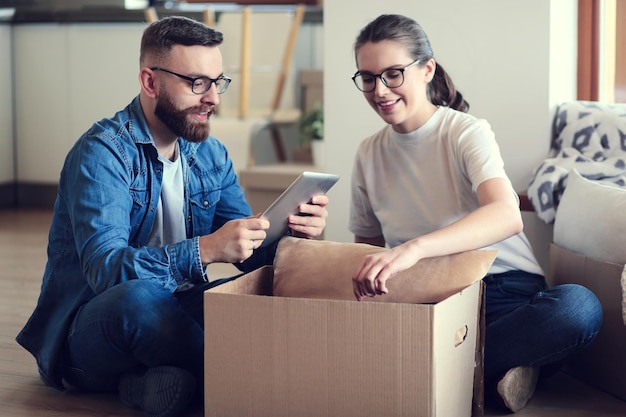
left=456, top=118, right=514, bottom=195
left=348, top=145, right=383, bottom=238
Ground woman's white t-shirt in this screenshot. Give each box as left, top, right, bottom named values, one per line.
left=349, top=106, right=543, bottom=275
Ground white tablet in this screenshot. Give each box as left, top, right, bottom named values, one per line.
left=258, top=171, right=340, bottom=248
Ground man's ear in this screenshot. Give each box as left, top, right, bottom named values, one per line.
left=139, top=67, right=158, bottom=99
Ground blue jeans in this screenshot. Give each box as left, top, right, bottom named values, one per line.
left=483, top=271, right=602, bottom=383
left=63, top=276, right=239, bottom=393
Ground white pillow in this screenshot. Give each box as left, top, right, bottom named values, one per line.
left=554, top=169, right=626, bottom=264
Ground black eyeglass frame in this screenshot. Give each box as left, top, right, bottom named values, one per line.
left=351, top=59, right=421, bottom=93
left=150, top=67, right=232, bottom=95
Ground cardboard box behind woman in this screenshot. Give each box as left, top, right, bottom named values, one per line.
left=549, top=243, right=626, bottom=401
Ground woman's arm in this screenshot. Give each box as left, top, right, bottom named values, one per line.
left=352, top=177, right=522, bottom=300
left=407, top=177, right=522, bottom=260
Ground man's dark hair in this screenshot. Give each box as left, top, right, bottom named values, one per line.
left=140, top=16, right=224, bottom=64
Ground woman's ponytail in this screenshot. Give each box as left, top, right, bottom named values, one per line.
left=429, top=63, right=469, bottom=113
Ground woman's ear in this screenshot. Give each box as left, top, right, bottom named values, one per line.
left=424, top=58, right=436, bottom=83
left=139, top=67, right=158, bottom=98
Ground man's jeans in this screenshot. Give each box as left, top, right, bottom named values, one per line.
left=63, top=276, right=237, bottom=393
left=483, top=270, right=602, bottom=383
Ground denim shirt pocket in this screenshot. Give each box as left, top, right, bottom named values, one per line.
left=130, top=185, right=149, bottom=209
left=189, top=187, right=221, bottom=235
left=129, top=174, right=152, bottom=241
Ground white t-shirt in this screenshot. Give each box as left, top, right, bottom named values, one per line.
left=349, top=106, right=543, bottom=275
left=147, top=144, right=186, bottom=248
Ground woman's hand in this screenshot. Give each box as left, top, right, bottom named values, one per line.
left=352, top=242, right=420, bottom=301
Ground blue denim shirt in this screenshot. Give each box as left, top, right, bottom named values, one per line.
left=16, top=96, right=276, bottom=389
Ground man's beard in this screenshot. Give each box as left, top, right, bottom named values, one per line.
left=154, top=90, right=212, bottom=143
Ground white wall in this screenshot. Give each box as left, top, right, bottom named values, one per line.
left=322, top=0, right=577, bottom=247
left=10, top=19, right=320, bottom=184
left=13, top=23, right=143, bottom=183
left=0, top=24, right=13, bottom=184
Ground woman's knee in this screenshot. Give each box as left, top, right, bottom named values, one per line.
left=552, top=283, right=602, bottom=336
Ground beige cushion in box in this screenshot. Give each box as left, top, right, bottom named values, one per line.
left=273, top=237, right=497, bottom=304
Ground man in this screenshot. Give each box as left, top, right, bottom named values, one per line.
left=16, top=16, right=328, bottom=417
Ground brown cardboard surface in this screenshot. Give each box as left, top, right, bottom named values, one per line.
left=473, top=284, right=487, bottom=417
left=299, top=69, right=323, bottom=112
left=548, top=243, right=626, bottom=401
left=239, top=164, right=318, bottom=190
left=209, top=265, right=274, bottom=296
left=204, top=267, right=483, bottom=417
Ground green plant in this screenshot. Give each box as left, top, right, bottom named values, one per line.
left=299, top=102, right=324, bottom=145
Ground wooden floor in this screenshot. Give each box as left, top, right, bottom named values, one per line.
left=2, top=208, right=626, bottom=417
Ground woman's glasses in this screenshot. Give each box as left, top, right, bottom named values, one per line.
left=352, top=60, right=421, bottom=93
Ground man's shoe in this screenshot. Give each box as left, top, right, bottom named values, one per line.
left=496, top=366, right=539, bottom=413
left=118, top=366, right=196, bottom=417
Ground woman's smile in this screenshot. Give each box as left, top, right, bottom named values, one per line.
left=377, top=98, right=401, bottom=112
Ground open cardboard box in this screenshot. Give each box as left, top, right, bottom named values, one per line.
left=204, top=262, right=486, bottom=417
left=549, top=242, right=626, bottom=401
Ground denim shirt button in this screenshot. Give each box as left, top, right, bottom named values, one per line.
left=203, top=201, right=209, bottom=207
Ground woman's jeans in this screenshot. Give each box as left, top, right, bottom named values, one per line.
left=484, top=270, right=602, bottom=383
left=63, top=277, right=237, bottom=393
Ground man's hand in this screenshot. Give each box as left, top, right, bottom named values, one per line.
left=199, top=215, right=269, bottom=265
left=287, top=194, right=329, bottom=239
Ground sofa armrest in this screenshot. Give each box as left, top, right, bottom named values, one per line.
left=518, top=190, right=533, bottom=212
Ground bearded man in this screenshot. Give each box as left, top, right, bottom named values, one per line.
left=16, top=16, right=329, bottom=417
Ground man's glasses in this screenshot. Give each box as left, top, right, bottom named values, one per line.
left=352, top=60, right=421, bottom=93
left=151, top=67, right=232, bottom=95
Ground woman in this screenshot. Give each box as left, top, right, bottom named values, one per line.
left=348, top=13, right=601, bottom=413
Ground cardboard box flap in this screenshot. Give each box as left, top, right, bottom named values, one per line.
left=272, top=237, right=496, bottom=304
left=209, top=265, right=274, bottom=296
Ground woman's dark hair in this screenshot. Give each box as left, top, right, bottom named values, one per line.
left=354, top=14, right=469, bottom=113
left=140, top=16, right=224, bottom=64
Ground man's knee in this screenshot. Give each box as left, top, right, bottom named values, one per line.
left=81, top=279, right=177, bottom=327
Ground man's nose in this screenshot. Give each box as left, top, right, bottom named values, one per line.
left=200, top=84, right=220, bottom=104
